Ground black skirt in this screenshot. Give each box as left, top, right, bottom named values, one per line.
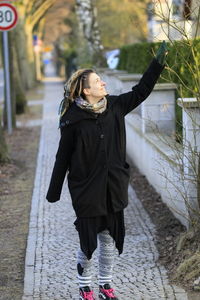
left=74, top=209, right=125, bottom=260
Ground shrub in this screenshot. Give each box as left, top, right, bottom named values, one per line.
left=118, top=38, right=200, bottom=98
left=118, top=39, right=200, bottom=136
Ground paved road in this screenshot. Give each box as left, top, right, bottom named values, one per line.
left=22, top=76, right=189, bottom=300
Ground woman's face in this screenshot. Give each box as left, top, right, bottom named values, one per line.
left=83, top=73, right=107, bottom=103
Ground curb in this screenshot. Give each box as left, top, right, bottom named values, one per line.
left=22, top=114, right=44, bottom=299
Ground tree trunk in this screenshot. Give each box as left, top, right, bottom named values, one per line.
left=0, top=123, right=8, bottom=162
left=75, top=0, right=106, bottom=67
left=9, top=31, right=16, bottom=125
left=9, top=21, right=36, bottom=115
left=15, top=22, right=35, bottom=90
left=12, top=29, right=27, bottom=115
left=25, top=24, right=36, bottom=68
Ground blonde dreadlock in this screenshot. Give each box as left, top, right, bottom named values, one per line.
left=59, top=69, right=94, bottom=118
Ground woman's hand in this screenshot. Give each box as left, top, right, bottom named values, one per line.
left=155, top=40, right=168, bottom=65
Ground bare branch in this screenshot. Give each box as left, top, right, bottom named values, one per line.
left=26, top=0, right=57, bottom=29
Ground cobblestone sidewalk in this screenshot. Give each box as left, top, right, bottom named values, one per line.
left=23, top=77, right=188, bottom=300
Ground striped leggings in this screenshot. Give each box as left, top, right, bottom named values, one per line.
left=77, top=230, right=115, bottom=287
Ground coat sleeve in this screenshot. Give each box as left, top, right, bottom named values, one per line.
left=112, top=58, right=165, bottom=116
left=46, top=125, right=74, bottom=202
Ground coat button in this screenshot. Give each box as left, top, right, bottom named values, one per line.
left=100, top=134, right=104, bottom=139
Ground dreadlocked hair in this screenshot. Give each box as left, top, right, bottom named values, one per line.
left=58, top=68, right=94, bottom=118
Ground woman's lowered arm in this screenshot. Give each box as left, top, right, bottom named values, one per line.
left=46, top=125, right=74, bottom=203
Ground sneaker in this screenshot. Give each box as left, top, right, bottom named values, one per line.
left=99, top=284, right=118, bottom=300
left=79, top=286, right=95, bottom=300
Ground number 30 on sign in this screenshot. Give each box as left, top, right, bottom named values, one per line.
left=0, top=3, right=18, bottom=31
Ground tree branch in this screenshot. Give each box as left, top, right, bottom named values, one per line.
left=26, top=0, right=57, bottom=29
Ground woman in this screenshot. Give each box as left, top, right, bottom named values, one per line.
left=46, top=42, right=167, bottom=300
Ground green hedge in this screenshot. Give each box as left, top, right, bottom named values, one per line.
left=118, top=39, right=200, bottom=137
left=118, top=39, right=200, bottom=98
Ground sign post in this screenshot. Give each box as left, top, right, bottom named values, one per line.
left=0, top=2, right=18, bottom=134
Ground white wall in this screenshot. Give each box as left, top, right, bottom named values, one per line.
left=125, top=112, right=189, bottom=228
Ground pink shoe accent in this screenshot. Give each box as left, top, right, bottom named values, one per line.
left=101, top=288, right=115, bottom=298
left=80, top=290, right=95, bottom=300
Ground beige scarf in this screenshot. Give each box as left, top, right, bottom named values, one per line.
left=75, top=96, right=107, bottom=114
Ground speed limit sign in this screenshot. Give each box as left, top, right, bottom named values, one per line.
left=0, top=2, right=18, bottom=134
left=0, top=3, right=18, bottom=31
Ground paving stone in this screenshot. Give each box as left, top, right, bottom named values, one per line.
left=23, top=76, right=189, bottom=300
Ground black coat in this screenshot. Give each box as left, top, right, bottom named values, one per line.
left=46, top=59, right=164, bottom=217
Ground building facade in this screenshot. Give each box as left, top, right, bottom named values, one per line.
left=147, top=0, right=200, bottom=41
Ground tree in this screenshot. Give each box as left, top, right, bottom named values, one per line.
left=0, top=0, right=57, bottom=160
left=96, top=0, right=149, bottom=49
left=75, top=0, right=106, bottom=67
left=43, top=0, right=76, bottom=77
left=3, top=0, right=57, bottom=116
